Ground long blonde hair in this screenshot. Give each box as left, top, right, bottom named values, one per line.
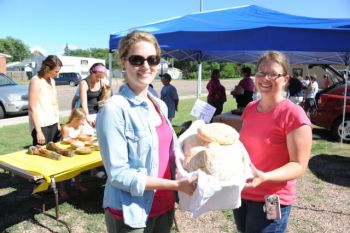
left=66, top=108, right=86, bottom=124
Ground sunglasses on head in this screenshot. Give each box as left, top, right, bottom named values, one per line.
left=127, top=55, right=161, bottom=66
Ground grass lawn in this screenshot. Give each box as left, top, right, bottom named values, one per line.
left=0, top=97, right=349, bottom=232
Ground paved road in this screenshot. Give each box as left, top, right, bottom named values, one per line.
left=0, top=79, right=238, bottom=127
left=56, top=78, right=237, bottom=111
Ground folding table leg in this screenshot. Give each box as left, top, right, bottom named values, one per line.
left=50, top=176, right=59, bottom=219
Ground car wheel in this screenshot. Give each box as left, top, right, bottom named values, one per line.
left=331, top=116, right=350, bottom=143
left=69, top=81, right=76, bottom=87
left=0, top=104, right=5, bottom=119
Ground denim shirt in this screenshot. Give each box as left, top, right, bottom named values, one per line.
left=96, top=84, right=179, bottom=228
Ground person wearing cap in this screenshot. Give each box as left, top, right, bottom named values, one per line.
left=160, top=73, right=179, bottom=122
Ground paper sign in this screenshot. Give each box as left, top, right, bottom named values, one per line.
left=190, top=99, right=216, bottom=123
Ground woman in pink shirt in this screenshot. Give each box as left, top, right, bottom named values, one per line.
left=233, top=51, right=312, bottom=233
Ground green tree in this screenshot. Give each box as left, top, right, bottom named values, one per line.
left=63, top=43, right=71, bottom=56
left=173, top=60, right=199, bottom=79
left=0, top=37, right=31, bottom=62
left=173, top=58, right=251, bottom=80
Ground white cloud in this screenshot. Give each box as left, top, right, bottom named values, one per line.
left=30, top=45, right=47, bottom=55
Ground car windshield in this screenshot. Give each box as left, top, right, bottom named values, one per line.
left=0, top=73, right=17, bottom=86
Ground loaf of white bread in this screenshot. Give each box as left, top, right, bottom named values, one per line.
left=182, top=122, right=246, bottom=182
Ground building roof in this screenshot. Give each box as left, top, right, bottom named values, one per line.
left=0, top=53, right=12, bottom=58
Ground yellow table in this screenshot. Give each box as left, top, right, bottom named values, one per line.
left=0, top=144, right=103, bottom=219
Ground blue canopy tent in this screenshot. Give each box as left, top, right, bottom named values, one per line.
left=109, top=5, right=350, bottom=63
left=108, top=4, right=350, bottom=93
left=108, top=5, right=350, bottom=142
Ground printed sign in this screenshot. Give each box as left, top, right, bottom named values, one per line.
left=190, top=99, right=216, bottom=123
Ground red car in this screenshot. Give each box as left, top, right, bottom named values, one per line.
left=310, top=66, right=350, bottom=143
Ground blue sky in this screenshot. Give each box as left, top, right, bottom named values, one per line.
left=1, top=0, right=350, bottom=56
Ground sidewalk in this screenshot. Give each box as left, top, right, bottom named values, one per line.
left=0, top=110, right=71, bottom=128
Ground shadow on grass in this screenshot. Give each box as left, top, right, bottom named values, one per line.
left=0, top=171, right=105, bottom=232
left=308, top=154, right=350, bottom=187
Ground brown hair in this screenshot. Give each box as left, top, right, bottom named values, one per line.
left=241, top=67, right=251, bottom=76
left=38, top=55, right=63, bottom=77
left=256, top=51, right=290, bottom=76
left=118, top=30, right=161, bottom=62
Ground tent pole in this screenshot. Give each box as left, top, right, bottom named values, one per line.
left=340, top=65, right=349, bottom=145
left=108, top=52, right=113, bottom=86
left=197, top=62, right=202, bottom=98
left=200, top=0, right=203, bottom=12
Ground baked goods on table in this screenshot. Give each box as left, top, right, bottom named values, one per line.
left=70, top=140, right=85, bottom=149
left=46, top=141, right=75, bottom=157
left=28, top=134, right=100, bottom=159
left=77, top=134, right=93, bottom=142
left=75, top=146, right=93, bottom=155
left=63, top=134, right=99, bottom=152
left=28, top=145, right=62, bottom=160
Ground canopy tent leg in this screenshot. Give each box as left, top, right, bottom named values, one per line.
left=197, top=62, right=202, bottom=98
left=340, top=65, right=349, bottom=145
left=108, top=52, right=113, bottom=86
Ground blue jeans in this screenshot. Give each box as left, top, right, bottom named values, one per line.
left=233, top=199, right=291, bottom=233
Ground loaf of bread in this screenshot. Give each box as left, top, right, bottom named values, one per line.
left=197, top=122, right=239, bottom=145
left=46, top=141, right=75, bottom=157
left=28, top=146, right=62, bottom=160
left=203, top=142, right=244, bottom=181
left=70, top=140, right=85, bottom=149
left=182, top=122, right=244, bottom=182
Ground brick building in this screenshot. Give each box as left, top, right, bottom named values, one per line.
left=0, top=53, right=11, bottom=73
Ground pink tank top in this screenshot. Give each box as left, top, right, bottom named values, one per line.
left=107, top=109, right=174, bottom=220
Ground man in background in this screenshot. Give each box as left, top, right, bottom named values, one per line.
left=160, top=73, right=179, bottom=122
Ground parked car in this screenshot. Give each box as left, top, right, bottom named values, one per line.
left=0, top=73, right=28, bottom=119
left=55, top=72, right=82, bottom=86
left=310, top=65, right=350, bottom=143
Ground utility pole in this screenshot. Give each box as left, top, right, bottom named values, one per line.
left=200, top=0, right=203, bottom=12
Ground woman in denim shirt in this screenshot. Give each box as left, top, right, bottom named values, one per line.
left=96, top=30, right=197, bottom=233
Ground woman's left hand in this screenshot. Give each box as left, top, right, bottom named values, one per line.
left=244, top=164, right=267, bottom=189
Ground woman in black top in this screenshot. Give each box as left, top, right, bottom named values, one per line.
left=79, top=63, right=108, bottom=127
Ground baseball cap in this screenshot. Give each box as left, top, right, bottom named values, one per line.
left=159, top=73, right=172, bottom=80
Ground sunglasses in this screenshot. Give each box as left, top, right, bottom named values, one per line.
left=127, top=55, right=161, bottom=66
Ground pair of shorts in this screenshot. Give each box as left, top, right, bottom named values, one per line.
left=31, top=123, right=60, bottom=145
